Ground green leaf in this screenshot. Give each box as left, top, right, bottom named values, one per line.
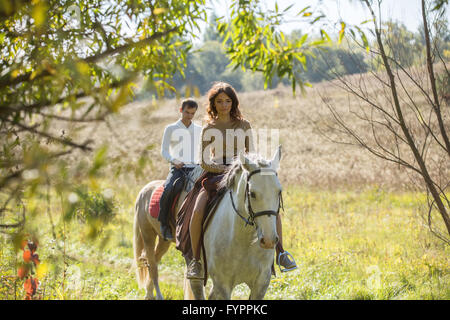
left=90, top=146, right=108, bottom=176
left=361, top=19, right=374, bottom=24
left=312, top=14, right=325, bottom=24
left=291, top=77, right=296, bottom=95
left=338, top=22, right=346, bottom=44
left=320, top=29, right=331, bottom=43
left=283, top=4, right=294, bottom=13
left=298, top=33, right=308, bottom=46
left=310, top=39, right=326, bottom=47
left=297, top=6, right=311, bottom=16
left=31, top=1, right=48, bottom=27
left=361, top=32, right=369, bottom=53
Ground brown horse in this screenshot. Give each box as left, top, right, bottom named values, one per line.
left=133, top=166, right=203, bottom=300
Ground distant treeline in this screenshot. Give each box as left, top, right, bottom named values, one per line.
left=140, top=16, right=450, bottom=97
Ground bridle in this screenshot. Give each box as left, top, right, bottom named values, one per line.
left=230, top=168, right=284, bottom=227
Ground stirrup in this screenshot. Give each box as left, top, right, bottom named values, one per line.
left=277, top=251, right=298, bottom=273
left=186, top=259, right=204, bottom=280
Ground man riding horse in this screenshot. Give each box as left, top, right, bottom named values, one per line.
left=159, top=99, right=202, bottom=241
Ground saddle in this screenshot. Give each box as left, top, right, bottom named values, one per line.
left=175, top=171, right=228, bottom=285
left=148, top=176, right=185, bottom=229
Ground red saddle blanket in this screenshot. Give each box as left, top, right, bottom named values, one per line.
left=149, top=185, right=164, bottom=218
left=149, top=184, right=181, bottom=224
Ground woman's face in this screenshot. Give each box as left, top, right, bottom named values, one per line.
left=214, top=92, right=232, bottom=117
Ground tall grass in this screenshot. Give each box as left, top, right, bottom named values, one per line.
left=1, top=183, right=448, bottom=300
left=264, top=187, right=449, bottom=299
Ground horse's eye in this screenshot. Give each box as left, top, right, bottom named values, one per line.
left=250, top=192, right=256, bottom=199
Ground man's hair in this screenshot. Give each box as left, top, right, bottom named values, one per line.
left=181, top=99, right=198, bottom=110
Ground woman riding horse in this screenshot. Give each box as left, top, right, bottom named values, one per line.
left=186, top=81, right=297, bottom=280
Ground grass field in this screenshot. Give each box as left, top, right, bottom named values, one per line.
left=1, top=182, right=448, bottom=300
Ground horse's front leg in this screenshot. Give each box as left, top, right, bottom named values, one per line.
left=209, top=278, right=232, bottom=300
left=248, top=273, right=271, bottom=300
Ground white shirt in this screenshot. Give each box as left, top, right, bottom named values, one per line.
left=161, top=119, right=202, bottom=168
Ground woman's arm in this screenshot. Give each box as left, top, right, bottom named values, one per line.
left=199, top=125, right=227, bottom=173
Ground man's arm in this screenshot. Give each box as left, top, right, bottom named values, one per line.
left=161, top=125, right=184, bottom=168
left=161, top=126, right=174, bottom=163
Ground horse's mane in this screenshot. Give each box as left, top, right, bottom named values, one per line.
left=218, top=153, right=271, bottom=189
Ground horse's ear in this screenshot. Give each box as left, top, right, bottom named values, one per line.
left=239, top=152, right=255, bottom=171
left=271, top=145, right=282, bottom=171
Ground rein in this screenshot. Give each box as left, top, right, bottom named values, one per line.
left=179, top=166, right=197, bottom=184
left=229, top=168, right=284, bottom=227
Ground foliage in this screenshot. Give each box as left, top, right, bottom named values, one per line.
left=0, top=0, right=206, bottom=207
left=63, top=186, right=116, bottom=240
left=216, top=1, right=374, bottom=95
left=298, top=45, right=368, bottom=83
left=168, top=26, right=371, bottom=95
left=1, top=185, right=448, bottom=300
left=368, top=19, right=450, bottom=70
left=217, top=1, right=321, bottom=94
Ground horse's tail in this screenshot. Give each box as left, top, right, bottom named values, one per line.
left=133, top=195, right=149, bottom=289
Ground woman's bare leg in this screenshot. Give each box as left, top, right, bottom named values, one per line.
left=190, top=189, right=208, bottom=260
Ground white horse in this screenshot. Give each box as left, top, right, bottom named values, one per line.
left=133, top=166, right=203, bottom=300
left=185, top=147, right=283, bottom=300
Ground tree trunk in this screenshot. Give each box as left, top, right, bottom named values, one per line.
left=421, top=0, right=450, bottom=157
left=364, top=0, right=450, bottom=236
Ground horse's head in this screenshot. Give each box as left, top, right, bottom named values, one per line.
left=237, top=146, right=282, bottom=250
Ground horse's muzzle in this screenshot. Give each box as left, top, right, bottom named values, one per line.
left=259, top=235, right=279, bottom=249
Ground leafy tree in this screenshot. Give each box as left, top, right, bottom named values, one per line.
left=382, top=21, right=421, bottom=68
left=417, top=15, right=450, bottom=59
left=191, top=41, right=229, bottom=90
left=0, top=0, right=206, bottom=231
left=300, top=46, right=368, bottom=83
left=169, top=50, right=207, bottom=97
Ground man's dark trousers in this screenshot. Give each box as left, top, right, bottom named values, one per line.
left=158, top=166, right=193, bottom=227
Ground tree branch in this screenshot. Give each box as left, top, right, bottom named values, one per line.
left=421, top=0, right=450, bottom=157
left=0, top=27, right=178, bottom=89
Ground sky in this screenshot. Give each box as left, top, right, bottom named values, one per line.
left=201, top=0, right=450, bottom=41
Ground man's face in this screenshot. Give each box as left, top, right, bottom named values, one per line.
left=181, top=106, right=197, bottom=121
